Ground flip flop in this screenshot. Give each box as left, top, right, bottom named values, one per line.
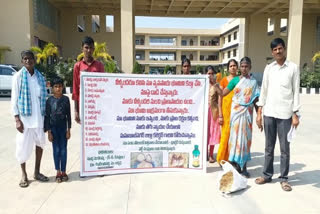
left=209, top=156, right=216, bottom=163
left=281, top=181, right=292, bottom=191
left=19, top=178, right=29, bottom=188
left=34, top=173, right=49, bottom=182
left=241, top=171, right=250, bottom=178
left=61, top=173, right=69, bottom=182
left=255, top=177, right=272, bottom=185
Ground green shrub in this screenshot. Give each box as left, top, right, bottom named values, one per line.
left=54, top=59, right=75, bottom=87
left=300, top=65, right=320, bottom=88
left=132, top=61, right=143, bottom=74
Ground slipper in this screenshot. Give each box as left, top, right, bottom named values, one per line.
left=19, top=178, right=29, bottom=188
left=209, top=156, right=215, bottom=163
left=241, top=171, right=250, bottom=178
left=281, top=181, right=292, bottom=192
left=56, top=174, right=62, bottom=183
left=255, top=177, right=272, bottom=185
left=34, top=173, right=49, bottom=182
left=61, top=173, right=69, bottom=182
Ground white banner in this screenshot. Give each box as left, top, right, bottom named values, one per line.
left=80, top=73, right=209, bottom=176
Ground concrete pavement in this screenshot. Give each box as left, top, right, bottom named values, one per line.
left=0, top=95, right=319, bottom=214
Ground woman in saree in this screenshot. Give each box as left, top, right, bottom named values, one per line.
left=206, top=66, right=221, bottom=163
left=215, top=57, right=260, bottom=178
left=216, top=59, right=238, bottom=164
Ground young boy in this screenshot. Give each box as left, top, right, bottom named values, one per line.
left=45, top=77, right=71, bottom=182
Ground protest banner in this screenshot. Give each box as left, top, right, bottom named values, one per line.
left=80, top=73, right=209, bottom=176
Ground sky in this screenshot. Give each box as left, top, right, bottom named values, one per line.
left=135, top=17, right=230, bottom=29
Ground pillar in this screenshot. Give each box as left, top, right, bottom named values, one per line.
left=121, top=0, right=135, bottom=73
left=177, top=35, right=182, bottom=47
left=287, top=0, right=303, bottom=67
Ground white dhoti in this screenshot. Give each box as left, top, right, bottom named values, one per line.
left=16, top=128, right=46, bottom=164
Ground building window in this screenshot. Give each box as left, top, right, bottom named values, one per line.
left=33, top=0, right=58, bottom=31
left=106, top=15, right=114, bottom=32
left=228, top=35, right=231, bottom=42
left=149, top=52, right=175, bottom=61
left=228, top=51, right=231, bottom=58
left=136, top=54, right=141, bottom=60
left=77, top=15, right=85, bottom=32
left=280, top=18, right=288, bottom=36
left=92, top=15, right=100, bottom=33
left=233, top=49, right=237, bottom=57
left=234, top=32, right=237, bottom=40
left=135, top=37, right=145, bottom=45
left=150, top=37, right=175, bottom=46
left=267, top=18, right=274, bottom=36
left=181, top=40, right=187, bottom=46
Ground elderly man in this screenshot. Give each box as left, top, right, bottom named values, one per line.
left=11, top=50, right=49, bottom=187
left=255, top=38, right=300, bottom=191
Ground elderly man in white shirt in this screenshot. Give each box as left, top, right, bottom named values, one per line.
left=255, top=38, right=300, bottom=192
left=11, top=50, right=49, bottom=188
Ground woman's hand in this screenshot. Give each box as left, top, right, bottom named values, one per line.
left=218, top=116, right=223, bottom=125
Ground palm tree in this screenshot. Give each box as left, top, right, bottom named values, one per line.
left=30, top=43, right=59, bottom=81
left=77, top=42, right=112, bottom=61
left=31, top=43, right=59, bottom=64
left=312, top=51, right=320, bottom=73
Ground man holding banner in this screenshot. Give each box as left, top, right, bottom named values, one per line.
left=72, top=36, right=105, bottom=124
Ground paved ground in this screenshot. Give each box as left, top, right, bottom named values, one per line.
left=0, top=95, right=319, bottom=214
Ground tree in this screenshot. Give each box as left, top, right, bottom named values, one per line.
left=77, top=42, right=112, bottom=62
left=164, top=65, right=171, bottom=74
left=196, top=65, right=203, bottom=74
left=132, top=61, right=143, bottom=74
left=312, top=51, right=320, bottom=73
left=31, top=43, right=59, bottom=81
left=31, top=43, right=58, bottom=65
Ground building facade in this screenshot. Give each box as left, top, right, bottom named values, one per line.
left=1, top=0, right=320, bottom=78
left=135, top=18, right=245, bottom=74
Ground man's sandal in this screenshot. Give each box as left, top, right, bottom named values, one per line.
left=34, top=173, right=49, bottom=182
left=255, top=177, right=271, bottom=185
left=281, top=181, right=292, bottom=191
left=61, top=173, right=69, bottom=182
left=19, top=178, right=29, bottom=188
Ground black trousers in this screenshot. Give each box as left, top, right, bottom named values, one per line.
left=263, top=116, right=292, bottom=181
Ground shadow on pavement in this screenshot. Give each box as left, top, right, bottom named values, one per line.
left=290, top=170, right=320, bottom=188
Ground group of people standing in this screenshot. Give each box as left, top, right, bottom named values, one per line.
left=11, top=36, right=104, bottom=187
left=183, top=37, right=300, bottom=191
left=11, top=36, right=300, bottom=192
